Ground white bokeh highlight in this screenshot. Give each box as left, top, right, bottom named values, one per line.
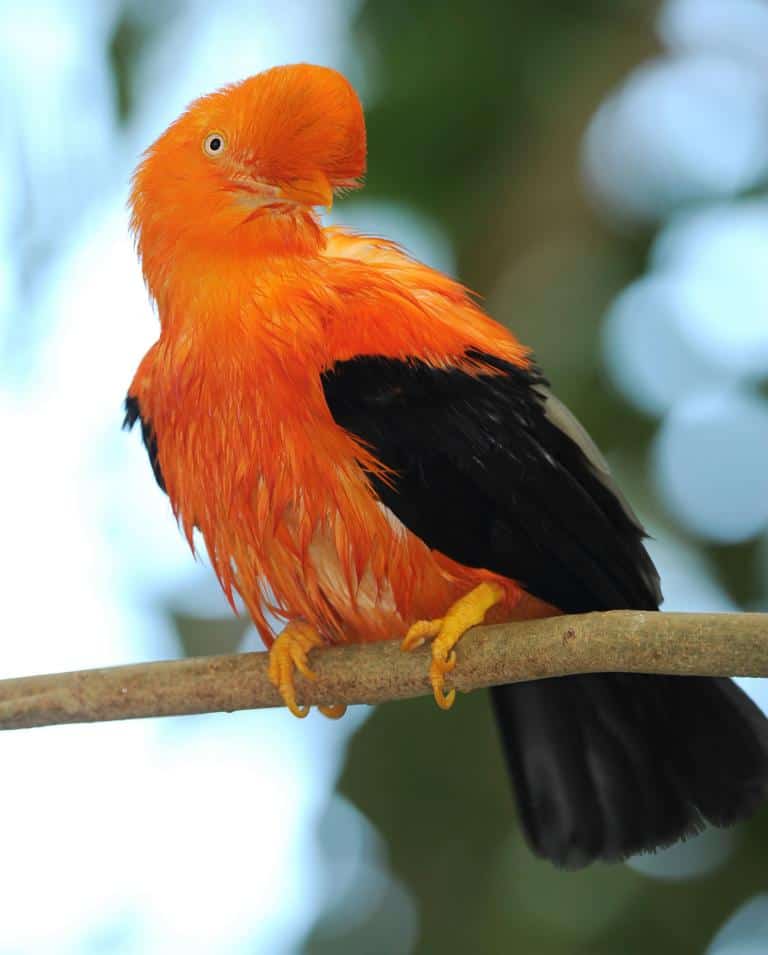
left=602, top=275, right=736, bottom=416
left=584, top=54, right=768, bottom=223
left=652, top=202, right=768, bottom=378
left=660, top=0, right=768, bottom=65
left=707, top=893, right=768, bottom=955
left=627, top=826, right=736, bottom=881
left=653, top=391, right=768, bottom=543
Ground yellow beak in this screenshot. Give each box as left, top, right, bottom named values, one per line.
left=278, top=171, right=334, bottom=210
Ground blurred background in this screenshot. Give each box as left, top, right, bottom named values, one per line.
left=1, top=0, right=767, bottom=951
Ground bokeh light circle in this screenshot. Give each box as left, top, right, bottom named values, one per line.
left=584, top=54, right=768, bottom=222
left=654, top=390, right=768, bottom=542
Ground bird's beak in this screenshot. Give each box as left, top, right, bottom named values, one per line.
left=278, top=171, right=334, bottom=210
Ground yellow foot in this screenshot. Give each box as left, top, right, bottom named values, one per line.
left=267, top=622, right=347, bottom=720
left=401, top=582, right=504, bottom=710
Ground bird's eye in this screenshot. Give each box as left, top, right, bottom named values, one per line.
left=203, top=132, right=226, bottom=157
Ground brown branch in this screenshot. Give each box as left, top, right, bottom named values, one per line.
left=0, top=611, right=766, bottom=731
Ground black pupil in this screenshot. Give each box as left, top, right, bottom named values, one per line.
left=209, top=137, right=221, bottom=152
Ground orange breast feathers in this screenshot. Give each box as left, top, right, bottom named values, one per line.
left=129, top=229, right=531, bottom=646
left=127, top=64, right=533, bottom=647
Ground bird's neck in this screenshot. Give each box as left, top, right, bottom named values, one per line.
left=139, top=208, right=326, bottom=314
left=142, top=234, right=333, bottom=372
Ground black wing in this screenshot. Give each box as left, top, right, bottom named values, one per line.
left=321, top=352, right=768, bottom=871
left=123, top=395, right=166, bottom=494
left=321, top=350, right=660, bottom=613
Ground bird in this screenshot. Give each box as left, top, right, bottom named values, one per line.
left=125, top=62, right=768, bottom=868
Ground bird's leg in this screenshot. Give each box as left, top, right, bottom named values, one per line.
left=267, top=622, right=346, bottom=720
left=401, top=582, right=505, bottom=710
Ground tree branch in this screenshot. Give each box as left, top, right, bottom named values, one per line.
left=0, top=611, right=766, bottom=731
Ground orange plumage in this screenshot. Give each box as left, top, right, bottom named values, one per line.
left=127, top=63, right=768, bottom=870
left=129, top=64, right=542, bottom=648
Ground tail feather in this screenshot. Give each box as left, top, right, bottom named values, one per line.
left=491, top=674, right=768, bottom=869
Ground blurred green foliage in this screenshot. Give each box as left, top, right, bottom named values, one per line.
left=109, top=1, right=181, bottom=123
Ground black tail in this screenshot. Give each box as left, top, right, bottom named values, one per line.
left=491, top=673, right=768, bottom=868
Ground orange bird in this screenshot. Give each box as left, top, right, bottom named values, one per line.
left=126, top=63, right=768, bottom=867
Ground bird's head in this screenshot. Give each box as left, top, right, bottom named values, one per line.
left=131, top=63, right=366, bottom=279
